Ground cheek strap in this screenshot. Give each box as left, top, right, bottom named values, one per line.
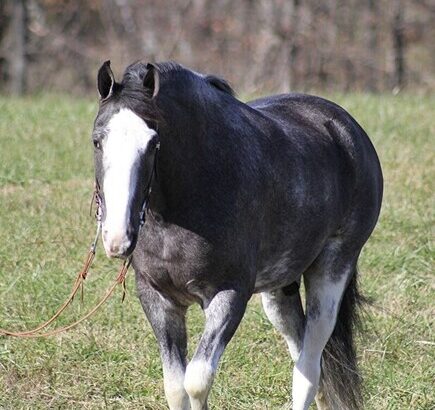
left=139, top=140, right=160, bottom=227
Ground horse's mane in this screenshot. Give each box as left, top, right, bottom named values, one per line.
left=122, top=60, right=235, bottom=98
left=203, top=74, right=235, bottom=96
left=108, top=61, right=235, bottom=127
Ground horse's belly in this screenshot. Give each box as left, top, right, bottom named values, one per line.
left=254, top=250, right=302, bottom=293
left=254, top=231, right=329, bottom=293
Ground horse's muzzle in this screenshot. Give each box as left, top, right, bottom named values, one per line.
left=102, top=227, right=136, bottom=259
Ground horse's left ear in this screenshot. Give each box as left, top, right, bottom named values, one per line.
left=143, top=63, right=160, bottom=98
left=97, top=60, right=115, bottom=101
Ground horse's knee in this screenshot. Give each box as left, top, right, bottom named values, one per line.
left=184, top=360, right=214, bottom=406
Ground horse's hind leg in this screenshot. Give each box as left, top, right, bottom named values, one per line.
left=261, top=281, right=305, bottom=362
left=292, top=242, right=358, bottom=410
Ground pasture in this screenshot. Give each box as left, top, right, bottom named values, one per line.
left=0, top=93, right=433, bottom=409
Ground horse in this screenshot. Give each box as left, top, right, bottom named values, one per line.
left=91, top=60, right=383, bottom=410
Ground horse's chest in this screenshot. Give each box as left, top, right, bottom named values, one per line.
left=133, top=218, right=214, bottom=305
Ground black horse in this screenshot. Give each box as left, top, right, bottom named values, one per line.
left=92, top=61, right=383, bottom=410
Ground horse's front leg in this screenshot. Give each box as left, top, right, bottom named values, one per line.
left=137, top=282, right=189, bottom=410
left=184, top=288, right=250, bottom=410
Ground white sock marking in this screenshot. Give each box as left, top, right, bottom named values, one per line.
left=292, top=273, right=350, bottom=410
left=292, top=356, right=321, bottom=410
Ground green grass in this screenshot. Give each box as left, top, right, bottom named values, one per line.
left=0, top=93, right=433, bottom=409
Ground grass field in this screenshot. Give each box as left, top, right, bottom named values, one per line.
left=0, top=93, right=433, bottom=409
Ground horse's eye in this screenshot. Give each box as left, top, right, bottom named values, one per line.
left=93, top=139, right=101, bottom=150
left=150, top=135, right=160, bottom=150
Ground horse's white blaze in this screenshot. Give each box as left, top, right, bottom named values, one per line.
left=102, top=108, right=156, bottom=256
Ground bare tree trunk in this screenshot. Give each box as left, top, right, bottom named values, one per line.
left=0, top=2, right=7, bottom=92
left=367, top=0, right=379, bottom=92
left=9, top=0, right=27, bottom=95
left=288, top=0, right=301, bottom=90
left=393, top=0, right=406, bottom=90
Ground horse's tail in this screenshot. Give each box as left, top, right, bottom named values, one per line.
left=320, top=269, right=365, bottom=410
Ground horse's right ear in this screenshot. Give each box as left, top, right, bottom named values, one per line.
left=97, top=60, right=115, bottom=101
left=143, top=63, right=160, bottom=98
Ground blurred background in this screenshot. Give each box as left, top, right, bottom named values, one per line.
left=0, top=0, right=434, bottom=96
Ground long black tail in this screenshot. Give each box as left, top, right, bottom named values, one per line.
left=320, top=270, right=365, bottom=410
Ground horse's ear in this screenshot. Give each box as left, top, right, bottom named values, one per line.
left=143, top=63, right=160, bottom=98
left=97, top=60, right=115, bottom=101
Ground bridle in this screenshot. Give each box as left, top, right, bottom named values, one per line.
left=94, top=138, right=160, bottom=232
left=0, top=138, right=160, bottom=338
left=139, top=139, right=160, bottom=227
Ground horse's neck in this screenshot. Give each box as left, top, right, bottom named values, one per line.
left=152, top=88, right=252, bottom=213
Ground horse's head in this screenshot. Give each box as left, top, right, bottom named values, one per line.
left=92, top=61, right=160, bottom=258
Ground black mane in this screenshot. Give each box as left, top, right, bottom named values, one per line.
left=122, top=60, right=234, bottom=95
left=204, top=75, right=235, bottom=96
left=132, top=60, right=234, bottom=95
left=154, top=61, right=235, bottom=96
left=154, top=61, right=184, bottom=75
left=105, top=61, right=236, bottom=127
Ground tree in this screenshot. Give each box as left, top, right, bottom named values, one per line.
left=393, top=0, right=406, bottom=90
left=7, top=0, right=28, bottom=95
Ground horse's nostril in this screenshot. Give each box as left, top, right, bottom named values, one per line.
left=106, top=238, right=132, bottom=258
left=102, top=228, right=133, bottom=257
left=109, top=243, right=120, bottom=254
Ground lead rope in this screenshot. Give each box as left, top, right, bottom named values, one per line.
left=0, top=258, right=131, bottom=338
left=0, top=141, right=160, bottom=338
left=0, top=186, right=128, bottom=338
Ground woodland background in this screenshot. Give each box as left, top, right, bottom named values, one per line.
left=0, top=0, right=434, bottom=96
